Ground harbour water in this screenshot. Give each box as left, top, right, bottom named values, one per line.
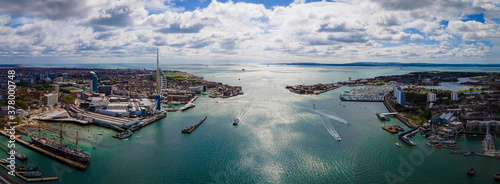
left=3, top=64, right=500, bottom=183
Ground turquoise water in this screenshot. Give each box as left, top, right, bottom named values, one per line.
left=2, top=64, right=499, bottom=183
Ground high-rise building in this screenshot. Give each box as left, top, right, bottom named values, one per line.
left=393, top=86, right=401, bottom=97
left=55, top=77, right=63, bottom=82
left=29, top=77, right=36, bottom=84
left=62, top=73, right=69, bottom=80
left=427, top=92, right=436, bottom=102
left=451, top=92, right=458, bottom=101
left=42, top=92, right=58, bottom=106
left=39, top=74, right=45, bottom=80
left=90, top=71, right=99, bottom=93
left=49, top=73, right=56, bottom=79
left=396, top=90, right=404, bottom=105
left=52, top=84, right=60, bottom=94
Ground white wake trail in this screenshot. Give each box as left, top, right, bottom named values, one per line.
left=237, top=109, right=247, bottom=121
left=316, top=110, right=350, bottom=125
left=321, top=119, right=341, bottom=141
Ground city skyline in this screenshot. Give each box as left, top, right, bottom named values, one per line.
left=0, top=0, right=499, bottom=64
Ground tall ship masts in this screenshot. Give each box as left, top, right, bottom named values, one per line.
left=28, top=123, right=91, bottom=163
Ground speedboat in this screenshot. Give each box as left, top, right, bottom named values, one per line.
left=232, top=119, right=240, bottom=125
left=395, top=143, right=402, bottom=147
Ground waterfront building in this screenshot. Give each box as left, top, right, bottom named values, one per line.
left=42, top=92, right=58, bottom=106
left=393, top=86, right=401, bottom=97
left=99, top=85, right=112, bottom=96
left=52, top=84, right=60, bottom=94
left=466, top=120, right=500, bottom=133
left=451, top=92, right=458, bottom=101
left=396, top=90, right=404, bottom=105
left=62, top=73, right=69, bottom=80
left=427, top=92, right=436, bottom=102
left=188, top=85, right=206, bottom=94
left=90, top=71, right=99, bottom=93
left=49, top=73, right=56, bottom=79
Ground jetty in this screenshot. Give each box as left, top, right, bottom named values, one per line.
left=0, top=130, right=87, bottom=170
left=398, top=127, right=421, bottom=146
left=181, top=116, right=207, bottom=134
left=376, top=113, right=397, bottom=121
left=131, top=112, right=167, bottom=132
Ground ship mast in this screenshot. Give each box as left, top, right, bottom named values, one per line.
left=75, top=129, right=79, bottom=149
left=38, top=122, right=41, bottom=138
left=59, top=121, right=63, bottom=145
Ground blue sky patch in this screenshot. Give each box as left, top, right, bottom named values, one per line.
left=462, top=13, right=484, bottom=23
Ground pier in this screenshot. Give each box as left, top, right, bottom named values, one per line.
left=181, top=116, right=207, bottom=134
left=376, top=113, right=397, bottom=121
left=398, top=127, right=421, bottom=146
left=0, top=163, right=58, bottom=182
left=0, top=131, right=87, bottom=170
left=131, top=112, right=167, bottom=132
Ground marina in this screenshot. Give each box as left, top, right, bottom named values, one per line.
left=0, top=162, right=58, bottom=182
left=340, top=85, right=394, bottom=102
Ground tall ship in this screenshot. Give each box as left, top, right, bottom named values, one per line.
left=28, top=123, right=91, bottom=163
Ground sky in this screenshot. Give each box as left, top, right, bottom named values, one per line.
left=0, top=0, right=499, bottom=64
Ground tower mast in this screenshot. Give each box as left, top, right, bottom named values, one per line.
left=156, top=48, right=160, bottom=95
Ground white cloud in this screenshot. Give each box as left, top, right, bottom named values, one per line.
left=0, top=0, right=499, bottom=63
left=410, top=34, right=423, bottom=41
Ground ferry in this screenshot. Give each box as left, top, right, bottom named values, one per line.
left=395, top=143, right=402, bottom=147
left=232, top=118, right=240, bottom=125
left=180, top=102, right=195, bottom=111
left=23, top=171, right=42, bottom=178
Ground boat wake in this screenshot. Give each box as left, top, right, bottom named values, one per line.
left=316, top=110, right=350, bottom=125
left=321, top=119, right=341, bottom=141
left=237, top=109, right=247, bottom=121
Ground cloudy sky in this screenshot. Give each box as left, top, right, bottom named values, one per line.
left=0, top=0, right=499, bottom=64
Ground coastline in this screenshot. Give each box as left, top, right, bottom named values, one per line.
left=382, top=92, right=417, bottom=129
